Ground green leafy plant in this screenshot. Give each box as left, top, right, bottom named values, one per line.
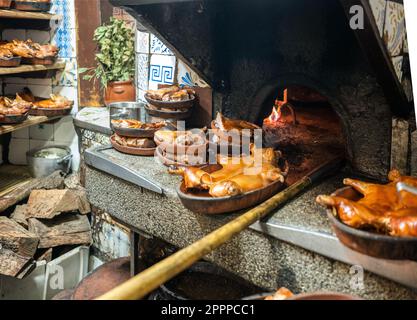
left=79, top=18, right=135, bottom=88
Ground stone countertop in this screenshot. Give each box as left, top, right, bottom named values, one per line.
left=77, top=108, right=417, bottom=299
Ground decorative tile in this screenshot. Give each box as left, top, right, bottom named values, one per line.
left=384, top=1, right=405, bottom=57
left=150, top=34, right=173, bottom=55
left=369, top=0, right=387, bottom=37
left=52, top=27, right=77, bottom=58
left=177, top=60, right=209, bottom=88
left=50, top=0, right=76, bottom=30
left=53, top=58, right=78, bottom=87
left=137, top=54, right=149, bottom=90
left=148, top=54, right=176, bottom=90
left=391, top=56, right=403, bottom=81
left=137, top=88, right=147, bottom=103
left=136, top=30, right=149, bottom=53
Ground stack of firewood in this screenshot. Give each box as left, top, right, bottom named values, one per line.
left=0, top=176, right=92, bottom=279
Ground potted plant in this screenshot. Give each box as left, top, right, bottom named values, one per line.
left=79, top=18, right=136, bottom=105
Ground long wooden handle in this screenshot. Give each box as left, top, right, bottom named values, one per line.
left=97, top=158, right=343, bottom=300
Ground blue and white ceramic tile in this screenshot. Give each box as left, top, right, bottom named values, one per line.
left=50, top=0, right=77, bottom=58
left=177, top=60, right=209, bottom=88
left=136, top=30, right=149, bottom=54
left=50, top=0, right=76, bottom=30
left=384, top=1, right=405, bottom=57
left=148, top=54, right=176, bottom=90
left=391, top=56, right=403, bottom=81
left=150, top=34, right=173, bottom=55
left=52, top=26, right=77, bottom=58
left=369, top=0, right=387, bottom=37
left=137, top=54, right=149, bottom=90
left=53, top=58, right=78, bottom=87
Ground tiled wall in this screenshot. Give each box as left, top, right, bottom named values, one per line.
left=369, top=0, right=413, bottom=101
left=3, top=0, right=80, bottom=170
left=135, top=29, right=209, bottom=105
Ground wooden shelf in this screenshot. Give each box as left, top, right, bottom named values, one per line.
left=0, top=9, right=61, bottom=20
left=0, top=115, right=61, bottom=136
left=0, top=61, right=66, bottom=76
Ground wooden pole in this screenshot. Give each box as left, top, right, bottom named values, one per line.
left=97, top=158, right=342, bottom=300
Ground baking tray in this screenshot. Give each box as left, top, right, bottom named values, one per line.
left=29, top=105, right=72, bottom=117
left=326, top=186, right=417, bottom=261
left=111, top=123, right=162, bottom=139
left=155, top=145, right=207, bottom=168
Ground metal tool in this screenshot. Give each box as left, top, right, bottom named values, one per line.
left=84, top=145, right=163, bottom=194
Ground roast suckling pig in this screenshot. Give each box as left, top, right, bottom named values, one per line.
left=146, top=86, right=195, bottom=102
left=0, top=94, right=32, bottom=116
left=317, top=170, right=417, bottom=237
left=1, top=39, right=59, bottom=59
left=172, top=145, right=287, bottom=197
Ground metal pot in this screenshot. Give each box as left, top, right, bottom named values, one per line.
left=27, top=146, right=72, bottom=178
left=108, top=101, right=146, bottom=127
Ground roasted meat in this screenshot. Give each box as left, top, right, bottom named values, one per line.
left=0, top=94, right=32, bottom=116
left=264, top=288, right=294, bottom=300
left=154, top=130, right=206, bottom=146
left=211, top=113, right=261, bottom=143
left=146, top=86, right=195, bottom=101
left=114, top=134, right=156, bottom=149
left=112, top=119, right=166, bottom=130
left=173, top=145, right=287, bottom=197
left=0, top=47, right=14, bottom=60
left=316, top=170, right=417, bottom=237
left=1, top=39, right=59, bottom=59
left=32, top=94, right=73, bottom=109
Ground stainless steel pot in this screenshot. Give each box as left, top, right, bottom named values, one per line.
left=108, top=101, right=146, bottom=127
left=27, top=146, right=72, bottom=178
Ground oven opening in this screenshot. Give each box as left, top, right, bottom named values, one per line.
left=260, top=85, right=346, bottom=184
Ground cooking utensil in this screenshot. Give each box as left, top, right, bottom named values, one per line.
left=177, top=162, right=288, bottom=215
left=0, top=57, right=21, bottom=68
left=108, top=101, right=144, bottom=127
left=27, top=146, right=72, bottom=178
left=111, top=123, right=164, bottom=139
left=22, top=56, right=56, bottom=65
left=0, top=112, right=29, bottom=124
left=29, top=105, right=73, bottom=117
left=110, top=135, right=156, bottom=157
left=155, top=145, right=207, bottom=168
left=144, top=93, right=195, bottom=110
left=144, top=104, right=193, bottom=120
left=242, top=292, right=361, bottom=300
left=326, top=186, right=417, bottom=261
left=14, top=0, right=52, bottom=12
left=97, top=157, right=344, bottom=300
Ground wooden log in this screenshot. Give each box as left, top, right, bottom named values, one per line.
left=28, top=214, right=92, bottom=249
left=36, top=248, right=53, bottom=263
left=10, top=204, right=29, bottom=228
left=0, top=217, right=39, bottom=277
left=0, top=217, right=39, bottom=257
left=26, top=189, right=90, bottom=219
left=0, top=248, right=34, bottom=278
left=0, top=171, right=64, bottom=213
